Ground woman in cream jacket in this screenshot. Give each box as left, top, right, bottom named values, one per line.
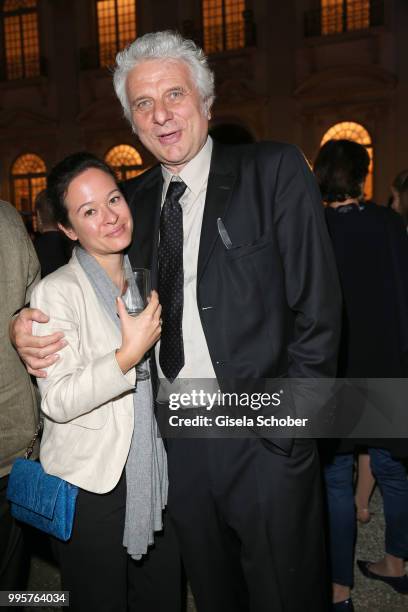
left=30, top=152, right=180, bottom=612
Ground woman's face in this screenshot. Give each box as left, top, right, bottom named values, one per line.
left=60, top=168, right=133, bottom=256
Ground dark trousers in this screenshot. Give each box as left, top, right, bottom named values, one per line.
left=0, top=475, right=29, bottom=590
left=166, top=438, right=328, bottom=612
left=323, top=453, right=356, bottom=587
left=52, top=472, right=182, bottom=612
left=324, top=448, right=408, bottom=587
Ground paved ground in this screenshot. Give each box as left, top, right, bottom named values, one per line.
left=25, top=487, right=407, bottom=611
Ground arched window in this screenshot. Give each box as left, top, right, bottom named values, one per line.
left=2, top=0, right=40, bottom=79
left=11, top=153, right=46, bottom=221
left=320, top=121, right=373, bottom=200
left=105, top=144, right=144, bottom=180
left=202, top=0, right=245, bottom=54
left=96, top=0, right=136, bottom=68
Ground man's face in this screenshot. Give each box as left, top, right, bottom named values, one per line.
left=126, top=59, right=209, bottom=173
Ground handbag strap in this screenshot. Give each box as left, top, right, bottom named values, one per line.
left=24, top=419, right=43, bottom=460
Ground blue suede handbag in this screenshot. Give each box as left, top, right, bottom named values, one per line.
left=6, top=422, right=78, bottom=541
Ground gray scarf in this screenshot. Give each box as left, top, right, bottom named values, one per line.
left=76, top=246, right=168, bottom=560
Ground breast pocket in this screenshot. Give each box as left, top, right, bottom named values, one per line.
left=224, top=234, right=274, bottom=262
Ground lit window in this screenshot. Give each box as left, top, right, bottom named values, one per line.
left=321, top=1, right=370, bottom=35
left=320, top=121, right=373, bottom=200
left=97, top=0, right=136, bottom=68
left=202, top=0, right=245, bottom=54
left=346, top=0, right=370, bottom=31
left=11, top=153, right=46, bottom=220
left=3, top=0, right=40, bottom=80
left=105, top=144, right=144, bottom=180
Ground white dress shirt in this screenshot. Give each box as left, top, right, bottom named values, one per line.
left=156, top=136, right=217, bottom=398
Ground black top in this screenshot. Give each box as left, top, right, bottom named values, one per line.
left=326, top=202, right=408, bottom=378
left=33, top=231, right=70, bottom=278
left=325, top=202, right=408, bottom=456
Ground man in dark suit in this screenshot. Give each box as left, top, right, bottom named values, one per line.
left=11, top=31, right=341, bottom=612
left=33, top=190, right=70, bottom=277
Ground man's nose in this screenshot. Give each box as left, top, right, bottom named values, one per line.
left=152, top=99, right=173, bottom=125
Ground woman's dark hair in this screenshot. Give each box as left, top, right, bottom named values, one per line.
left=392, top=168, right=408, bottom=194
left=35, top=189, right=57, bottom=229
left=46, top=152, right=118, bottom=228
left=314, top=139, right=370, bottom=204
left=391, top=168, right=408, bottom=224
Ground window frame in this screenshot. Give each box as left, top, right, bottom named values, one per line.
left=201, top=0, right=246, bottom=55
left=1, top=0, right=41, bottom=80
left=10, top=152, right=47, bottom=222
left=104, top=144, right=145, bottom=181
left=95, top=0, right=137, bottom=68
left=320, top=0, right=371, bottom=36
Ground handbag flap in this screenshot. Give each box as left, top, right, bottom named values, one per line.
left=7, top=458, right=63, bottom=520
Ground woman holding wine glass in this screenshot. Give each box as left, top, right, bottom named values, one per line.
left=30, top=152, right=181, bottom=612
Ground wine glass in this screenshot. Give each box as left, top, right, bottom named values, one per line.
left=122, top=268, right=151, bottom=381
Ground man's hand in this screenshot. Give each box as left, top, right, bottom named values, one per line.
left=10, top=308, right=67, bottom=378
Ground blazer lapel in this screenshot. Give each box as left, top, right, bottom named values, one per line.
left=124, top=169, right=163, bottom=289
left=197, top=143, right=237, bottom=283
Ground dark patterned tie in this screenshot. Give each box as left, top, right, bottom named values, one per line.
left=158, top=179, right=187, bottom=382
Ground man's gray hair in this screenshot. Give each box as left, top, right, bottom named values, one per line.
left=113, top=31, right=215, bottom=125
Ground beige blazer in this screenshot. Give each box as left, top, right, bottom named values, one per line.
left=31, top=251, right=136, bottom=493
left=0, top=200, right=40, bottom=478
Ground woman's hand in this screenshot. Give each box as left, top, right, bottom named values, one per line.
left=115, top=290, right=162, bottom=374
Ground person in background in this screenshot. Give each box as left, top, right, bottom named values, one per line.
left=34, top=190, right=71, bottom=277
left=0, top=200, right=40, bottom=590
left=354, top=452, right=376, bottom=524
left=315, top=139, right=408, bottom=612
left=389, top=168, right=408, bottom=230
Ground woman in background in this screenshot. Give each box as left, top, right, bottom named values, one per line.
left=315, top=139, right=408, bottom=612
left=389, top=168, right=408, bottom=230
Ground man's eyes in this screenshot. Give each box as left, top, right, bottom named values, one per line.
left=133, top=89, right=187, bottom=113
left=168, top=89, right=185, bottom=99
left=135, top=99, right=153, bottom=111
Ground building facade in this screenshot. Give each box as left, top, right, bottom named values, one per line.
left=0, top=0, right=407, bottom=224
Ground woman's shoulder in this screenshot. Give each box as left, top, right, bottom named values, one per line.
left=31, top=254, right=84, bottom=303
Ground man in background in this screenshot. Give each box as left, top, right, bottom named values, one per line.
left=34, top=190, right=70, bottom=277
left=0, top=200, right=40, bottom=589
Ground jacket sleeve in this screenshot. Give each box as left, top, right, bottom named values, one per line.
left=273, top=145, right=342, bottom=378
left=387, top=211, right=408, bottom=374
left=25, top=231, right=41, bottom=302
left=31, top=277, right=136, bottom=423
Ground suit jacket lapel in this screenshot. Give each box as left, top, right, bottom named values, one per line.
left=197, top=142, right=237, bottom=283
left=124, top=168, right=163, bottom=289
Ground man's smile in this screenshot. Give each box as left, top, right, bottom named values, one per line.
left=157, top=130, right=182, bottom=145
